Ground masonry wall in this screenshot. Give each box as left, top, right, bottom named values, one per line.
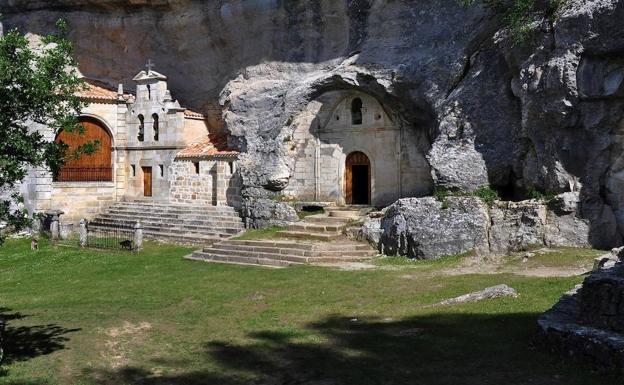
left=283, top=91, right=432, bottom=207
left=50, top=182, right=115, bottom=225
left=169, top=159, right=242, bottom=208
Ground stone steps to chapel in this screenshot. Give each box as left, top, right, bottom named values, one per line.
left=93, top=216, right=244, bottom=230
left=90, top=221, right=242, bottom=236
left=88, top=223, right=237, bottom=240
left=205, top=243, right=374, bottom=258
left=113, top=201, right=237, bottom=211
left=99, top=212, right=243, bottom=224
left=106, top=208, right=237, bottom=217
left=187, top=238, right=377, bottom=267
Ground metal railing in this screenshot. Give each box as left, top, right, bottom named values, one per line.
left=53, top=167, right=113, bottom=182
left=82, top=221, right=140, bottom=251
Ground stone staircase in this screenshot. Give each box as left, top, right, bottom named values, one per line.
left=187, top=205, right=378, bottom=267
left=89, top=201, right=244, bottom=244
left=187, top=239, right=377, bottom=268
left=276, top=205, right=373, bottom=241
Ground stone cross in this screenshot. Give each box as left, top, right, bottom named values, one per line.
left=146, top=59, right=155, bottom=73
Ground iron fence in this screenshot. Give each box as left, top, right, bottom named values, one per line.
left=54, top=167, right=113, bottom=182
left=85, top=221, right=137, bottom=251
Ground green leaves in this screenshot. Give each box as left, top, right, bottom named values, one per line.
left=0, top=19, right=85, bottom=243
left=460, top=0, right=566, bottom=42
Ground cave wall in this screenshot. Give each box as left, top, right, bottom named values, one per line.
left=3, top=0, right=624, bottom=247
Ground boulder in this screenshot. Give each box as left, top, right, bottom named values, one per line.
left=240, top=198, right=298, bottom=229
left=379, top=197, right=490, bottom=260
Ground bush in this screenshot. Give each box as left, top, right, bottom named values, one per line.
left=460, top=0, right=566, bottom=42
left=472, top=187, right=499, bottom=206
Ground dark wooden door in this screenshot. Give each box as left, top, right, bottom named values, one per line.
left=142, top=166, right=152, bottom=197
left=345, top=151, right=371, bottom=205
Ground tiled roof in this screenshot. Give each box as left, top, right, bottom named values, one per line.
left=176, top=132, right=238, bottom=160
left=75, top=80, right=119, bottom=101
left=184, top=109, right=206, bottom=119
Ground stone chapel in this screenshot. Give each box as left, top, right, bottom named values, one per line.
left=21, top=66, right=241, bottom=228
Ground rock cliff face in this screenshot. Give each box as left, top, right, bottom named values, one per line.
left=2, top=0, right=624, bottom=247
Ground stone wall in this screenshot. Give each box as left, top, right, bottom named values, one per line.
left=50, top=182, right=115, bottom=225
left=169, top=159, right=242, bottom=208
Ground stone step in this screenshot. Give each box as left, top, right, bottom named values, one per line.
left=192, top=248, right=371, bottom=265
left=92, top=217, right=243, bottom=231
left=187, top=251, right=293, bottom=268
left=327, top=210, right=360, bottom=219
left=89, top=224, right=237, bottom=240
left=206, top=244, right=375, bottom=259
left=276, top=230, right=344, bottom=241
left=304, top=215, right=351, bottom=225
left=113, top=202, right=236, bottom=211
left=99, top=212, right=243, bottom=224
left=289, top=223, right=344, bottom=233
left=220, top=239, right=316, bottom=251
left=105, top=208, right=240, bottom=218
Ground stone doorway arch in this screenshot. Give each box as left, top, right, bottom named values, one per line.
left=345, top=151, right=371, bottom=205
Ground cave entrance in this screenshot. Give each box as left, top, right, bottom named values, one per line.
left=345, top=151, right=371, bottom=205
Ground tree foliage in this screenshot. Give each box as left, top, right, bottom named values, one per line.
left=0, top=20, right=85, bottom=244
left=460, top=0, right=565, bottom=41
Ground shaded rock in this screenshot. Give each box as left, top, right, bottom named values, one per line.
left=593, top=246, right=624, bottom=271
left=438, top=284, right=518, bottom=305
left=379, top=197, right=490, bottom=260
left=358, top=216, right=382, bottom=246
left=539, top=260, right=624, bottom=372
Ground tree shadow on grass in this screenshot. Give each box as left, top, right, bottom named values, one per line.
left=1, top=307, right=80, bottom=367
left=85, top=312, right=620, bottom=385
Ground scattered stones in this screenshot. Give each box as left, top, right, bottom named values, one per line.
left=438, top=284, right=518, bottom=306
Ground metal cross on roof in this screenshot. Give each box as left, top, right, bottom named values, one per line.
left=146, top=59, right=155, bottom=73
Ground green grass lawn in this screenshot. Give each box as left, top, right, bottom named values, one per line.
left=0, top=238, right=618, bottom=384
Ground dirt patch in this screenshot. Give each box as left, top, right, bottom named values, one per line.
left=100, top=321, right=152, bottom=369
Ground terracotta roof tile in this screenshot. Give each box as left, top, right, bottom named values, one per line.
left=75, top=80, right=121, bottom=101
left=184, top=109, right=206, bottom=119
left=176, top=132, right=238, bottom=160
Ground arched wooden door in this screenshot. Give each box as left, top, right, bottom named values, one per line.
left=345, top=151, right=371, bottom=205
left=55, top=118, right=113, bottom=182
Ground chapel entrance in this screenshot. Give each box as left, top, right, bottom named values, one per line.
left=142, top=166, right=153, bottom=197
left=345, top=151, right=371, bottom=205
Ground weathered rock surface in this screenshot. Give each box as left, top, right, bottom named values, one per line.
left=373, top=192, right=592, bottom=259
left=379, top=197, right=490, bottom=260
left=240, top=198, right=298, bottom=229
left=2, top=0, right=624, bottom=249
left=438, top=284, right=518, bottom=305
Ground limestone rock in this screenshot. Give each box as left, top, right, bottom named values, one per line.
left=488, top=200, right=547, bottom=254
left=358, top=215, right=382, bottom=246
left=240, top=198, right=298, bottom=229
left=438, top=284, right=518, bottom=305
left=379, top=197, right=490, bottom=260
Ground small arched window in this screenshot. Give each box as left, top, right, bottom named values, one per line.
left=138, top=115, right=145, bottom=142
left=351, top=98, right=363, bottom=125
left=147, top=84, right=151, bottom=100
left=153, top=113, right=159, bottom=141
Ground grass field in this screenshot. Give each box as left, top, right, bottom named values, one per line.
left=0, top=238, right=618, bottom=384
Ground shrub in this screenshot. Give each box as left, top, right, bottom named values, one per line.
left=472, top=187, right=500, bottom=206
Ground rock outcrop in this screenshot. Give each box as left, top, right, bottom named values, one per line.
left=370, top=192, right=591, bottom=259
left=2, top=0, right=624, bottom=248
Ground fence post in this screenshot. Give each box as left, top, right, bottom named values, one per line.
left=133, top=222, right=143, bottom=251
left=79, top=219, right=87, bottom=247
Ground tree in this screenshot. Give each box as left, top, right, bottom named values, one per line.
left=0, top=20, right=85, bottom=245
